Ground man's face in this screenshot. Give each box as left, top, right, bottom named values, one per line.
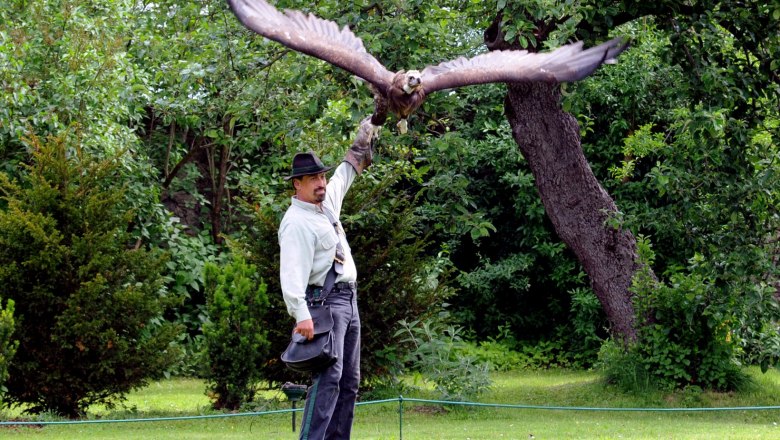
left=294, top=172, right=327, bottom=204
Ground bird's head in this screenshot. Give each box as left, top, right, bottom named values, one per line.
left=402, top=70, right=422, bottom=94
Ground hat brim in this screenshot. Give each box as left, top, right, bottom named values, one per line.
left=284, top=165, right=334, bottom=180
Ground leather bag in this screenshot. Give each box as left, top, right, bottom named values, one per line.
left=281, top=304, right=338, bottom=373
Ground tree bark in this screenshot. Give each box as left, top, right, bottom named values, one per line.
left=503, top=81, right=641, bottom=342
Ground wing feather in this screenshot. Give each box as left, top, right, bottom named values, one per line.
left=227, top=0, right=394, bottom=90
left=421, top=37, right=628, bottom=94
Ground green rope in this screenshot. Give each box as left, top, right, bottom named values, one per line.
left=399, top=398, right=780, bottom=412
left=0, top=408, right=297, bottom=426
left=2, top=397, right=778, bottom=426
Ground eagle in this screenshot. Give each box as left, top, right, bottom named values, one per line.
left=226, top=0, right=628, bottom=133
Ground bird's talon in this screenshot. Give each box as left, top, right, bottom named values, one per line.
left=397, top=119, right=408, bottom=134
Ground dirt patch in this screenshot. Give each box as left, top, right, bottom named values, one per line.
left=408, top=405, right=449, bottom=415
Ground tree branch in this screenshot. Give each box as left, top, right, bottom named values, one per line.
left=162, top=140, right=214, bottom=189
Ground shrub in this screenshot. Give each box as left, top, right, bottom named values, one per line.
left=459, top=340, right=529, bottom=372
left=632, top=271, right=747, bottom=390
left=596, top=339, right=655, bottom=392
left=0, top=298, right=17, bottom=393
left=0, top=135, right=182, bottom=417
left=203, top=256, right=270, bottom=410
left=607, top=237, right=749, bottom=392
left=566, top=287, right=607, bottom=367
left=396, top=318, right=491, bottom=401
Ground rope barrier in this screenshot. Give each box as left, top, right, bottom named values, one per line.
left=0, top=408, right=296, bottom=426
left=398, top=398, right=780, bottom=412
left=2, top=397, right=779, bottom=427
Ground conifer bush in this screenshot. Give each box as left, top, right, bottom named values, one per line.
left=0, top=136, right=182, bottom=417
left=203, top=256, right=270, bottom=410
left=0, top=298, right=17, bottom=393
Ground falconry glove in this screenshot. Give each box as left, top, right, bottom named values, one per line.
left=344, top=116, right=379, bottom=175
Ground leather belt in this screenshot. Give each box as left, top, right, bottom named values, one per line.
left=306, top=281, right=357, bottom=296
left=333, top=281, right=357, bottom=290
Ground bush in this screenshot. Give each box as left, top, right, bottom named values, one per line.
left=596, top=339, right=655, bottom=392
left=203, top=256, right=270, bottom=410
left=396, top=318, right=491, bottom=401
left=606, top=237, right=749, bottom=392
left=458, top=340, right=529, bottom=372
left=567, top=287, right=607, bottom=367
left=0, top=136, right=182, bottom=417
left=632, top=271, right=747, bottom=390
left=0, top=298, right=17, bottom=393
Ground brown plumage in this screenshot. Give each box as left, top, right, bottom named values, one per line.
left=227, top=0, right=628, bottom=133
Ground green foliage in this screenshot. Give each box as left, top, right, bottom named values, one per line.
left=596, top=339, right=655, bottom=392
left=0, top=297, right=17, bottom=393
left=733, top=262, right=780, bottom=372
left=616, top=237, right=749, bottom=391
left=566, top=21, right=689, bottom=190
left=396, top=318, right=491, bottom=401
left=455, top=253, right=532, bottom=332
left=458, top=340, right=528, bottom=372
left=0, top=135, right=182, bottom=417
left=608, top=124, right=667, bottom=182
left=566, top=14, right=779, bottom=387
left=619, top=96, right=779, bottom=385
left=0, top=0, right=148, bottom=170
left=160, top=227, right=225, bottom=378
left=202, top=255, right=270, bottom=410
left=567, top=287, right=607, bottom=366
left=633, top=274, right=745, bottom=390
left=423, top=122, right=594, bottom=355
left=459, top=328, right=594, bottom=372
left=498, top=0, right=583, bottom=49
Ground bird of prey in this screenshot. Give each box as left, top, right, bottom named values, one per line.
left=226, top=0, right=627, bottom=133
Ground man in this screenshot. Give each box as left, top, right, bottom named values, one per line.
left=278, top=117, right=377, bottom=440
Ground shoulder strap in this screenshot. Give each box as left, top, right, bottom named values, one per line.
left=318, top=206, right=344, bottom=302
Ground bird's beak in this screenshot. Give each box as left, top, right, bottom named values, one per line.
left=408, top=76, right=421, bottom=88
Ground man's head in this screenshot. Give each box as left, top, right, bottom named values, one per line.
left=285, top=151, right=332, bottom=204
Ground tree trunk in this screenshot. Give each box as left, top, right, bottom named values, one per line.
left=503, top=81, right=642, bottom=342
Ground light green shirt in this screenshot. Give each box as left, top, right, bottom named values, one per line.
left=278, top=162, right=358, bottom=323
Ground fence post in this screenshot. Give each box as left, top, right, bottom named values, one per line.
left=399, top=395, right=404, bottom=440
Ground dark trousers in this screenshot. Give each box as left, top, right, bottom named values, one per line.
left=300, top=286, right=360, bottom=440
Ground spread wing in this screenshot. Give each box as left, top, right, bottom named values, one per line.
left=227, top=0, right=395, bottom=91
left=421, top=37, right=628, bottom=94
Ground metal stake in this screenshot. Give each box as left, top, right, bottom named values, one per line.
left=281, top=382, right=308, bottom=433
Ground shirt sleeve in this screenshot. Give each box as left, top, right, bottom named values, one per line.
left=279, top=216, right=315, bottom=323
left=325, top=162, right=356, bottom=217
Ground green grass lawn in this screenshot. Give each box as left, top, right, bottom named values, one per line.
left=2, top=368, right=780, bottom=439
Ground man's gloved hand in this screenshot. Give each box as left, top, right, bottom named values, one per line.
left=344, top=116, right=380, bottom=175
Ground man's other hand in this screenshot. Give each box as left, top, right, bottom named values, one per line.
left=295, top=319, right=314, bottom=340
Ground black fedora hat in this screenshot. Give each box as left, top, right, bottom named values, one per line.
left=284, top=151, right=333, bottom=180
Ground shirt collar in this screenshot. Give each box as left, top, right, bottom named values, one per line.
left=291, top=196, right=323, bottom=214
